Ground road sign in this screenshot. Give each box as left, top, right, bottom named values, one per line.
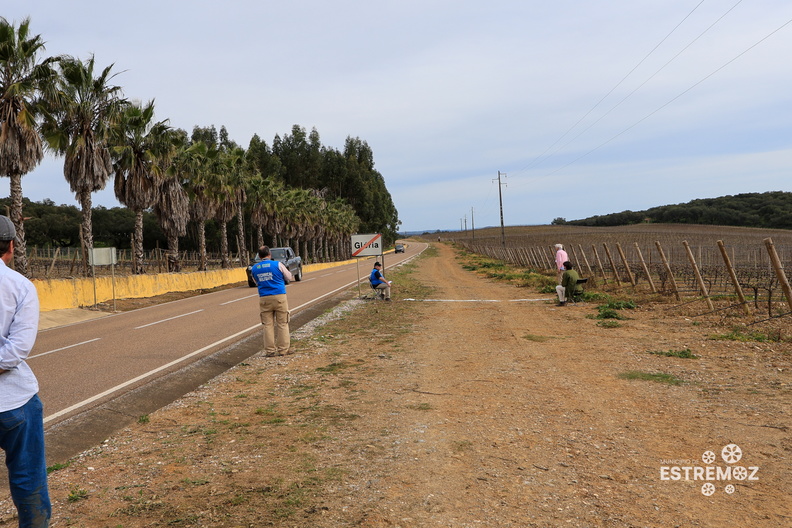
left=351, top=233, right=382, bottom=257
left=89, top=247, right=117, bottom=266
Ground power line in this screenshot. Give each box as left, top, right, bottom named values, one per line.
left=539, top=0, right=746, bottom=168
left=516, top=0, right=707, bottom=175
left=542, top=15, right=792, bottom=178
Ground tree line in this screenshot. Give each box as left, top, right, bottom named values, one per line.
left=0, top=17, right=400, bottom=277
left=552, top=191, right=792, bottom=230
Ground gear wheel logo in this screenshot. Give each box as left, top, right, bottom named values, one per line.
left=701, top=482, right=716, bottom=496
left=701, top=450, right=716, bottom=464
left=725, top=484, right=735, bottom=494
left=721, top=444, right=742, bottom=464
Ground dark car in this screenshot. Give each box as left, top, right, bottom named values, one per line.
left=246, top=247, right=303, bottom=287
left=395, top=244, right=405, bottom=253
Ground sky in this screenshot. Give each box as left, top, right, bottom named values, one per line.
left=3, top=1, right=792, bottom=233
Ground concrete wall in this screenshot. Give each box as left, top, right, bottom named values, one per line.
left=33, top=257, right=372, bottom=312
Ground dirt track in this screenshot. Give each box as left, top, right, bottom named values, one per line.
left=3, top=243, right=789, bottom=527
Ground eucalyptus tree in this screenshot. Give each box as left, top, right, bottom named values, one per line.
left=41, top=54, right=124, bottom=275
left=272, top=124, right=322, bottom=189
left=111, top=99, right=171, bottom=274
left=154, top=129, right=189, bottom=271
left=0, top=16, right=59, bottom=275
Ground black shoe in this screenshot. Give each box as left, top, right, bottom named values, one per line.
left=557, top=301, right=566, bottom=306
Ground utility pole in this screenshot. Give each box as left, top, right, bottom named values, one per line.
left=494, top=171, right=506, bottom=247
left=464, top=215, right=467, bottom=235
left=471, top=207, right=475, bottom=241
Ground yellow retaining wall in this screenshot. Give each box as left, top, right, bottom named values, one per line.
left=33, top=256, right=374, bottom=312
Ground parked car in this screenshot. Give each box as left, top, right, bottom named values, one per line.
left=395, top=244, right=405, bottom=253
left=246, top=246, right=303, bottom=287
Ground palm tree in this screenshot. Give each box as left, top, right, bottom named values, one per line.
left=182, top=140, right=218, bottom=271
left=211, top=150, right=236, bottom=269
left=0, top=16, right=58, bottom=276
left=112, top=100, right=171, bottom=274
left=226, top=146, right=250, bottom=262
left=154, top=129, right=189, bottom=272
left=41, top=54, right=124, bottom=275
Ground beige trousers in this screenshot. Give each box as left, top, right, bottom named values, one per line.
left=259, top=294, right=290, bottom=355
left=374, top=282, right=391, bottom=299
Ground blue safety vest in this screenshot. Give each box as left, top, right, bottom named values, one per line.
left=251, top=259, right=286, bottom=296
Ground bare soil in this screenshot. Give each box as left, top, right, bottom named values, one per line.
left=3, top=243, right=789, bottom=527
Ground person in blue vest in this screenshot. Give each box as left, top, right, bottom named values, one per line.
left=251, top=246, right=294, bottom=356
left=369, top=261, right=392, bottom=301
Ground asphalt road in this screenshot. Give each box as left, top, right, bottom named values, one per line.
left=28, top=244, right=425, bottom=466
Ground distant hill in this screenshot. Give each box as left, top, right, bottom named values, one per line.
left=558, top=191, right=792, bottom=230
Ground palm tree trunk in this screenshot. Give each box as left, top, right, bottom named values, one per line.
left=256, top=225, right=263, bottom=249
left=236, top=205, right=247, bottom=262
left=8, top=173, right=29, bottom=276
left=134, top=211, right=145, bottom=274
left=167, top=234, right=181, bottom=272
left=198, top=222, right=208, bottom=271
left=220, top=222, right=230, bottom=269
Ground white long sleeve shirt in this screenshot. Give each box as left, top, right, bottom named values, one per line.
left=0, top=259, right=40, bottom=412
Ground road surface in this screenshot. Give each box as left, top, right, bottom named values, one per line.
left=29, top=244, right=424, bottom=465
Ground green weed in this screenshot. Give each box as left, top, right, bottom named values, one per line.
left=618, top=371, right=684, bottom=385
left=648, top=348, right=698, bottom=359
left=709, top=327, right=786, bottom=343
left=67, top=486, right=89, bottom=503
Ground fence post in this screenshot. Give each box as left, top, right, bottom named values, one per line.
left=654, top=241, right=680, bottom=301
left=47, top=247, right=61, bottom=278
left=634, top=242, right=657, bottom=293
left=578, top=244, right=594, bottom=283
left=683, top=240, right=714, bottom=311
left=764, top=237, right=792, bottom=313
left=592, top=245, right=608, bottom=284
left=717, top=240, right=751, bottom=315
left=616, top=243, right=636, bottom=287
left=603, top=244, right=622, bottom=286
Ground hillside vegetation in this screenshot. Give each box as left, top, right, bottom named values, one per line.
left=555, top=191, right=792, bottom=230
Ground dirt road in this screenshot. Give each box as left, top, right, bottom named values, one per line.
left=3, top=243, right=788, bottom=527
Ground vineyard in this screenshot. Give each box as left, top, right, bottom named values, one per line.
left=445, top=223, right=792, bottom=322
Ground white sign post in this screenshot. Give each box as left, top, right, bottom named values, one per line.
left=89, top=247, right=118, bottom=311
left=351, top=234, right=383, bottom=298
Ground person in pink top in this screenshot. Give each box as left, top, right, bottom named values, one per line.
left=554, top=244, right=568, bottom=284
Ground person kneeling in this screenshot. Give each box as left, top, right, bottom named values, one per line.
left=555, top=261, right=582, bottom=306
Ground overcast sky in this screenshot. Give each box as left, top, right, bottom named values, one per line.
left=3, top=1, right=792, bottom=232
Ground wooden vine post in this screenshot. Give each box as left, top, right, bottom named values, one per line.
left=616, top=242, right=637, bottom=287
left=592, top=245, right=608, bottom=284
left=764, top=237, right=792, bottom=313
left=577, top=244, right=595, bottom=283
left=634, top=242, right=657, bottom=293
left=683, top=240, right=714, bottom=311
left=654, top=241, right=680, bottom=301
left=603, top=244, right=622, bottom=287
left=717, top=240, right=751, bottom=315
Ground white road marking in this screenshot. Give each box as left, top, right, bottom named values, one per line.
left=134, top=310, right=204, bottom=329
left=43, top=326, right=258, bottom=424
left=29, top=338, right=102, bottom=359
left=220, top=294, right=258, bottom=305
